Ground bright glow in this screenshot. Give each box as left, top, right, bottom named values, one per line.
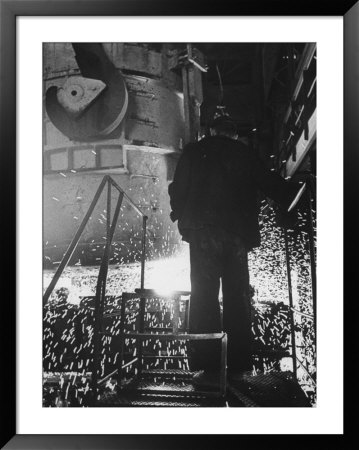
left=43, top=245, right=191, bottom=301
left=145, top=246, right=190, bottom=295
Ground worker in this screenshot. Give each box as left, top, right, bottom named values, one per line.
left=168, top=115, right=301, bottom=387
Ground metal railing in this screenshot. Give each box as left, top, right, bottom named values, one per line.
left=283, top=176, right=316, bottom=391
left=43, top=175, right=148, bottom=404
left=42, top=174, right=317, bottom=403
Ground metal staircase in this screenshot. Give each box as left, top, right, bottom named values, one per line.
left=43, top=176, right=315, bottom=407
left=43, top=176, right=228, bottom=406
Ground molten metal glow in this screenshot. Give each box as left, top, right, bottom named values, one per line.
left=145, top=246, right=191, bottom=296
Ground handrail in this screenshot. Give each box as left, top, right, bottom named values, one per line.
left=283, top=228, right=298, bottom=381
left=43, top=175, right=147, bottom=304
left=282, top=173, right=316, bottom=396
left=42, top=175, right=148, bottom=404
left=43, top=175, right=108, bottom=305
left=306, top=177, right=317, bottom=342
left=109, top=177, right=146, bottom=218
left=296, top=357, right=317, bottom=387
left=290, top=307, right=314, bottom=320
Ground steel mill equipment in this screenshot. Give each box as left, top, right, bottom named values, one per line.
left=43, top=43, right=205, bottom=266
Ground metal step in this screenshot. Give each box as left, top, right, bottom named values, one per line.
left=119, top=369, right=223, bottom=398
left=98, top=369, right=227, bottom=407
left=98, top=390, right=226, bottom=407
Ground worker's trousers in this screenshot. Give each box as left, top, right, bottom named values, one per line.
left=187, top=226, right=252, bottom=373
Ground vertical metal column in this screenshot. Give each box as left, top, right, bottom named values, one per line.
left=182, top=64, right=192, bottom=145
left=140, top=216, right=148, bottom=290
left=117, top=293, right=128, bottom=387
left=284, top=229, right=298, bottom=380
left=106, top=181, right=112, bottom=240
left=219, top=334, right=228, bottom=397
left=181, top=45, right=203, bottom=145
left=184, top=298, right=190, bottom=332
left=137, top=216, right=148, bottom=376
left=306, top=184, right=317, bottom=354
left=172, top=295, right=180, bottom=334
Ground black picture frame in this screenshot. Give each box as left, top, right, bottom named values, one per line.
left=1, top=1, right=356, bottom=448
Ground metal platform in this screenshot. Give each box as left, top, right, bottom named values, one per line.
left=97, top=369, right=311, bottom=407
left=226, top=370, right=311, bottom=407
left=43, top=286, right=314, bottom=407
left=43, top=367, right=312, bottom=407
left=98, top=369, right=227, bottom=407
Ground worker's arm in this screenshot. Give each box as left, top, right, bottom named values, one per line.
left=250, top=153, right=301, bottom=211
left=168, top=145, right=193, bottom=222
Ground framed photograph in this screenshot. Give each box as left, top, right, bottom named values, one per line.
left=1, top=0, right=356, bottom=448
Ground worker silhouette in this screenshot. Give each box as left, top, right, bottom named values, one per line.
left=168, top=115, right=301, bottom=386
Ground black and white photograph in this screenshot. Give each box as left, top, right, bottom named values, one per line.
left=42, top=42, right=317, bottom=408
left=2, top=5, right=351, bottom=445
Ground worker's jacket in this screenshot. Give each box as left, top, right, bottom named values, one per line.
left=168, top=135, right=300, bottom=250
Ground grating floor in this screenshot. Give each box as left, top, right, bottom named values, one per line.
left=98, top=369, right=311, bottom=407
left=99, top=391, right=225, bottom=407
left=98, top=369, right=225, bottom=407
left=227, top=370, right=311, bottom=407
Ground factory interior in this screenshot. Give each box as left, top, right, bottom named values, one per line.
left=42, top=43, right=316, bottom=407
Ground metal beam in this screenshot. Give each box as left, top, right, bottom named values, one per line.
left=125, top=333, right=226, bottom=341
left=284, top=108, right=316, bottom=177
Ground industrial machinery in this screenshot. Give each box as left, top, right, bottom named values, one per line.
left=43, top=43, right=204, bottom=266
left=43, top=43, right=317, bottom=407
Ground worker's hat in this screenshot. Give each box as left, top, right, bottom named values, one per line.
left=209, top=115, right=238, bottom=136
left=209, top=114, right=236, bottom=128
